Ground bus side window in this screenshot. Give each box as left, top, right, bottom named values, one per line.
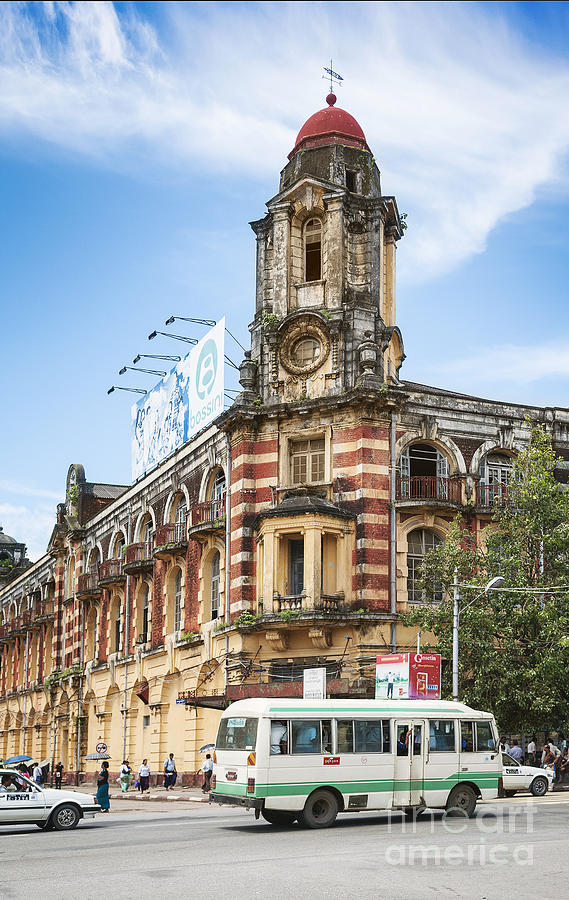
left=354, top=720, right=382, bottom=753
left=291, top=720, right=321, bottom=754
left=429, top=720, right=456, bottom=752
left=382, top=720, right=391, bottom=754
left=321, top=720, right=332, bottom=754
left=461, top=721, right=474, bottom=752
left=270, top=720, right=289, bottom=755
left=475, top=721, right=495, bottom=751
left=337, top=720, right=354, bottom=753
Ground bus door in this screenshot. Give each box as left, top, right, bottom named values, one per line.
left=393, top=721, right=425, bottom=807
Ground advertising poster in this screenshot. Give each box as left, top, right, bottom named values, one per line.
left=131, top=319, right=225, bottom=481
left=375, top=653, right=441, bottom=700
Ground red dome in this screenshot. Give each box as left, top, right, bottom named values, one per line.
left=289, top=94, right=370, bottom=159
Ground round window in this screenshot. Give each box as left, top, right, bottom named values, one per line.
left=291, top=338, right=321, bottom=368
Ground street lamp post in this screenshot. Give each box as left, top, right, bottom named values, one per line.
left=452, top=574, right=505, bottom=701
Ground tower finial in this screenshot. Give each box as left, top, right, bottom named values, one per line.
left=322, top=59, right=343, bottom=95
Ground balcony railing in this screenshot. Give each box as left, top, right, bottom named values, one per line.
left=396, top=475, right=462, bottom=504
left=123, top=541, right=155, bottom=573
left=188, top=498, right=226, bottom=537
left=154, top=520, right=188, bottom=556
left=274, top=595, right=304, bottom=612
left=34, top=601, right=55, bottom=623
left=98, top=558, right=125, bottom=585
left=77, top=572, right=101, bottom=598
left=477, top=483, right=511, bottom=507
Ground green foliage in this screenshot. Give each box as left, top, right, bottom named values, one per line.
left=261, top=309, right=281, bottom=331
left=400, top=212, right=408, bottom=231
left=405, top=424, right=569, bottom=734
left=278, top=609, right=301, bottom=623
left=181, top=631, right=200, bottom=642
left=318, top=308, right=332, bottom=321
left=233, top=611, right=261, bottom=628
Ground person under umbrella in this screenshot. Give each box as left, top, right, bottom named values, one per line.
left=96, top=760, right=110, bottom=812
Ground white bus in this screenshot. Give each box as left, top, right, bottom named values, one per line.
left=210, top=698, right=501, bottom=828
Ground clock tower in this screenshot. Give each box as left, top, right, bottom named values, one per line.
left=246, top=92, right=405, bottom=405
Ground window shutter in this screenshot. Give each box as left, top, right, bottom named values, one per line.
left=400, top=448, right=410, bottom=476
left=436, top=452, right=448, bottom=478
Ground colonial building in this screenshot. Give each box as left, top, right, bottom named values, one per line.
left=1, top=93, right=568, bottom=783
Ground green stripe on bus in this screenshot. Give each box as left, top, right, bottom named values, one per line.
left=213, top=771, right=499, bottom=800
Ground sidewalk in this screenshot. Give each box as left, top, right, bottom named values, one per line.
left=107, top=784, right=210, bottom=803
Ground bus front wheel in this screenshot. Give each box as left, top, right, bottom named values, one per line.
left=261, top=809, right=296, bottom=826
left=446, top=785, right=477, bottom=818
left=299, top=789, right=339, bottom=829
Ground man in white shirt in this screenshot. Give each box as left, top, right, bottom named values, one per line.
left=163, top=753, right=177, bottom=790
left=198, top=754, right=214, bottom=793
left=32, top=763, right=42, bottom=785
left=270, top=721, right=288, bottom=754
left=527, top=738, right=537, bottom=765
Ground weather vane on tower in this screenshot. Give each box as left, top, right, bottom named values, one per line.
left=323, top=60, right=343, bottom=94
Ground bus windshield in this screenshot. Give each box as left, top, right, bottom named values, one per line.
left=216, top=716, right=258, bottom=751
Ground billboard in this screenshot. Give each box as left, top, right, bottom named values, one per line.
left=303, top=667, right=327, bottom=700
left=375, top=653, right=441, bottom=700
left=131, top=319, right=225, bottom=481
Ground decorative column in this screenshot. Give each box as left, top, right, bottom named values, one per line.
left=303, top=526, right=322, bottom=610
left=271, top=203, right=292, bottom=318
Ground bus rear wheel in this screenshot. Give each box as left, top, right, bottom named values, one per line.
left=299, top=789, right=339, bottom=829
left=261, top=809, right=296, bottom=826
left=446, top=785, right=477, bottom=818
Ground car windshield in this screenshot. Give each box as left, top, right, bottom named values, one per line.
left=502, top=754, right=519, bottom=766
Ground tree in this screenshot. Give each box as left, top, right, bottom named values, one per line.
left=406, top=424, right=569, bottom=734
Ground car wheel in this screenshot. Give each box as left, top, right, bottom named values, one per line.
left=299, top=789, right=339, bottom=829
left=52, top=804, right=81, bottom=831
left=261, top=809, right=296, bottom=826
left=530, top=776, right=548, bottom=797
left=446, top=785, right=477, bottom=817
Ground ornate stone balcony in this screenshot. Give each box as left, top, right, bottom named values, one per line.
left=98, top=558, right=126, bottom=586
left=154, top=522, right=188, bottom=560
left=188, top=498, right=226, bottom=541
left=77, top=572, right=101, bottom=600
left=123, top=541, right=155, bottom=575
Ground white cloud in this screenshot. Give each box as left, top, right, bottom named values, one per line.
left=425, top=338, right=569, bottom=386
left=0, top=480, right=60, bottom=500
left=0, top=503, right=53, bottom=563
left=0, top=1, right=569, bottom=280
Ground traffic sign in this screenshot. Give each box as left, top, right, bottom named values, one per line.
left=95, top=741, right=108, bottom=754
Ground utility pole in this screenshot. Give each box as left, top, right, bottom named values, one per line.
left=452, top=572, right=460, bottom=702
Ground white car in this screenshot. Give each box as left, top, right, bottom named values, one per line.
left=502, top=753, right=553, bottom=797
left=0, top=768, right=101, bottom=830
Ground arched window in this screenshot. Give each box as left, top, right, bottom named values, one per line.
left=478, top=453, right=514, bottom=505
left=407, top=529, right=443, bottom=603
left=113, top=534, right=125, bottom=560
left=211, top=552, right=220, bottom=620
left=174, top=570, right=183, bottom=633
left=210, top=469, right=226, bottom=501
left=305, top=218, right=322, bottom=282
left=398, top=443, right=450, bottom=500
left=173, top=494, right=187, bottom=525
left=142, top=584, right=150, bottom=642
left=114, top=599, right=122, bottom=653
left=88, top=548, right=100, bottom=574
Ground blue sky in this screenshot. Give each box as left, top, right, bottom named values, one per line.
left=1, top=0, right=569, bottom=560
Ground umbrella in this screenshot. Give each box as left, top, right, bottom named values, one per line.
left=198, top=744, right=215, bottom=753
left=4, top=755, right=32, bottom=765
left=39, top=759, right=51, bottom=768
left=84, top=752, right=111, bottom=760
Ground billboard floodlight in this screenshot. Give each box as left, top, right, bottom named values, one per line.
left=132, top=354, right=181, bottom=364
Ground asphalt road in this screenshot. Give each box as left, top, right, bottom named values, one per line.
left=1, top=795, right=567, bottom=900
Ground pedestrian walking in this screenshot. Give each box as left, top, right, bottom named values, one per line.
left=163, top=753, right=177, bottom=790
left=197, top=754, right=213, bottom=793
left=120, top=760, right=132, bottom=792
left=55, top=762, right=64, bottom=789
left=138, top=759, right=150, bottom=793
left=96, top=761, right=110, bottom=812
left=509, top=740, right=524, bottom=762
left=32, top=762, right=42, bottom=785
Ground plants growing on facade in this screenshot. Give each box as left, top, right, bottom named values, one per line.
left=261, top=309, right=281, bottom=331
